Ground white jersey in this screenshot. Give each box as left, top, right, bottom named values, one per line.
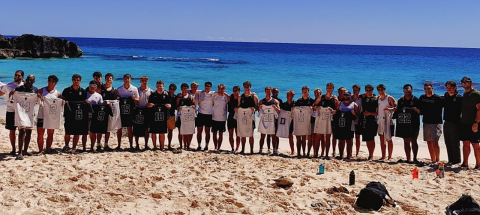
left=293, top=106, right=311, bottom=136
left=1, top=81, right=24, bottom=112
left=314, top=108, right=333, bottom=134
left=276, top=110, right=292, bottom=138
left=87, top=92, right=103, bottom=104
left=258, top=105, right=278, bottom=134
left=137, top=87, right=153, bottom=108
left=37, top=87, right=60, bottom=119
left=117, top=85, right=139, bottom=98
left=179, top=106, right=196, bottom=135
left=212, top=92, right=228, bottom=121
left=42, top=97, right=63, bottom=129
left=197, top=90, right=215, bottom=114
left=13, top=92, right=38, bottom=127
left=235, top=108, right=254, bottom=137
left=105, top=100, right=122, bottom=132
left=377, top=95, right=394, bottom=140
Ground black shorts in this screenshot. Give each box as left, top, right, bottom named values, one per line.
left=362, top=116, right=378, bottom=142
left=37, top=118, right=44, bottom=128
left=334, top=129, right=354, bottom=140
left=196, top=113, right=212, bottom=127
left=64, top=118, right=89, bottom=135
left=5, top=112, right=16, bottom=130
left=354, top=123, right=362, bottom=135
left=212, top=120, right=226, bottom=132
left=227, top=114, right=237, bottom=129
left=460, top=123, right=480, bottom=143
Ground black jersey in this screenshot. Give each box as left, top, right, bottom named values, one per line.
left=319, top=95, right=336, bottom=109
left=119, top=97, right=135, bottom=127
left=90, top=104, right=113, bottom=134
left=100, top=85, right=117, bottom=100
left=177, top=94, right=194, bottom=107
left=443, top=92, right=462, bottom=122
left=132, top=108, right=147, bottom=137
left=280, top=101, right=295, bottom=111
left=295, top=97, right=315, bottom=106
left=240, top=94, right=256, bottom=108
left=261, top=98, right=275, bottom=106
left=394, top=96, right=420, bottom=138
left=149, top=91, right=170, bottom=105
left=64, top=101, right=90, bottom=135
left=361, top=95, right=378, bottom=113
left=333, top=111, right=355, bottom=140
left=228, top=94, right=239, bottom=113
left=149, top=105, right=168, bottom=134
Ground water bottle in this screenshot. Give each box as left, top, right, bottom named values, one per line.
left=349, top=171, right=355, bottom=185
left=438, top=163, right=445, bottom=178
left=412, top=167, right=419, bottom=179
left=318, top=162, right=325, bottom=175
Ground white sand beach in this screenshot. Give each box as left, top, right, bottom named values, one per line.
left=0, top=107, right=479, bottom=215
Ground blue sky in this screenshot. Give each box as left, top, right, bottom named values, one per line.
left=1, top=0, right=479, bottom=48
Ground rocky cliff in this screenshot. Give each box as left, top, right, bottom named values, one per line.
left=0, top=34, right=82, bottom=59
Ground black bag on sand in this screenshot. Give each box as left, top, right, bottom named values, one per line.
left=446, top=194, right=480, bottom=215
left=356, top=182, right=395, bottom=211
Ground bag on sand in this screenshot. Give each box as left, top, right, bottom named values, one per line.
left=356, top=182, right=395, bottom=211
left=446, top=194, right=480, bottom=215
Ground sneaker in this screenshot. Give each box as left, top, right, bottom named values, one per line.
left=461, top=163, right=468, bottom=168
left=15, top=155, right=24, bottom=160
left=204, top=147, right=209, bottom=151
left=104, top=146, right=113, bottom=151
left=196, top=146, right=202, bottom=151
left=24, top=152, right=33, bottom=156
left=114, top=146, right=122, bottom=151
left=9, top=150, right=16, bottom=156
left=96, top=145, right=102, bottom=152
left=475, top=165, right=479, bottom=170
left=62, top=146, right=70, bottom=152
left=144, top=146, right=151, bottom=151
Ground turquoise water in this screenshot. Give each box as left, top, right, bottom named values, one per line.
left=1, top=37, right=480, bottom=102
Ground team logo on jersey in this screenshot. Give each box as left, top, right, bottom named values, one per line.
left=49, top=104, right=57, bottom=114
left=75, top=109, right=83, bottom=120
left=135, top=113, right=145, bottom=124
left=121, top=104, right=130, bottom=114
left=97, top=111, right=105, bottom=121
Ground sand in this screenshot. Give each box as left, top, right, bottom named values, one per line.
left=0, top=107, right=479, bottom=215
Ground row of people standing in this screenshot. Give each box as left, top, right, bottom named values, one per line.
left=1, top=70, right=479, bottom=169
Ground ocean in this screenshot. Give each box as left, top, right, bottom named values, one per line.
left=1, top=37, right=480, bottom=102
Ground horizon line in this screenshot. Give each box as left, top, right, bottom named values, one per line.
left=3, top=34, right=480, bottom=50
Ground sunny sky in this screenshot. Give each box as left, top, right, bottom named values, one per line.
left=1, top=0, right=480, bottom=48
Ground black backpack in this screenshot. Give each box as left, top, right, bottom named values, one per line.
left=446, top=194, right=480, bottom=215
left=356, top=182, right=395, bottom=211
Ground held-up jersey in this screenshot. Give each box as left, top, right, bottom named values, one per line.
left=179, top=106, right=196, bottom=135
left=132, top=108, right=148, bottom=137
left=13, top=92, right=38, bottom=127
left=90, top=104, right=113, bottom=134
left=149, top=105, right=168, bottom=134
left=293, top=106, right=311, bottom=136
left=105, top=100, right=122, bottom=132
left=333, top=111, right=355, bottom=140
left=42, top=97, right=64, bottom=129
left=258, top=105, right=278, bottom=134
left=64, top=101, right=91, bottom=135
left=119, top=97, right=135, bottom=127
left=276, top=110, right=292, bottom=138
left=314, top=108, right=333, bottom=134
left=236, top=108, right=255, bottom=137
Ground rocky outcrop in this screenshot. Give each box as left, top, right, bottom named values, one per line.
left=0, top=34, right=82, bottom=59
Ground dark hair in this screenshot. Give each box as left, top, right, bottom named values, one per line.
left=265, top=86, right=272, bottom=91
left=89, top=80, right=97, bottom=86
left=205, top=81, right=212, bottom=87
left=156, top=80, right=164, bottom=85
left=272, top=87, right=279, bottom=92
left=72, top=74, right=82, bottom=80
left=301, top=86, right=309, bottom=91
left=377, top=84, right=386, bottom=90
left=326, top=82, right=334, bottom=88
left=352, top=84, right=361, bottom=90
left=15, top=70, right=24, bottom=78
left=123, top=73, right=131, bottom=79
left=48, top=75, right=58, bottom=83
left=181, top=83, right=189, bottom=89
left=169, top=83, right=177, bottom=90
left=105, top=73, right=114, bottom=79
left=365, top=84, right=373, bottom=90
left=403, top=84, right=413, bottom=90
left=445, top=80, right=457, bottom=88
left=424, top=82, right=433, bottom=88
left=93, top=71, right=102, bottom=78
left=233, top=85, right=240, bottom=92
left=243, top=81, right=251, bottom=88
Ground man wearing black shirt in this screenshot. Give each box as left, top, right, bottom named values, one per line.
left=418, top=82, right=444, bottom=164
left=443, top=81, right=462, bottom=165
left=62, top=74, right=88, bottom=152
left=147, top=80, right=171, bottom=150
left=459, top=76, right=480, bottom=169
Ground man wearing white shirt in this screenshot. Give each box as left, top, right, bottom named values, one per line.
left=196, top=82, right=215, bottom=151
left=116, top=74, right=140, bottom=150
left=136, top=76, right=153, bottom=150
left=0, top=70, right=24, bottom=156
